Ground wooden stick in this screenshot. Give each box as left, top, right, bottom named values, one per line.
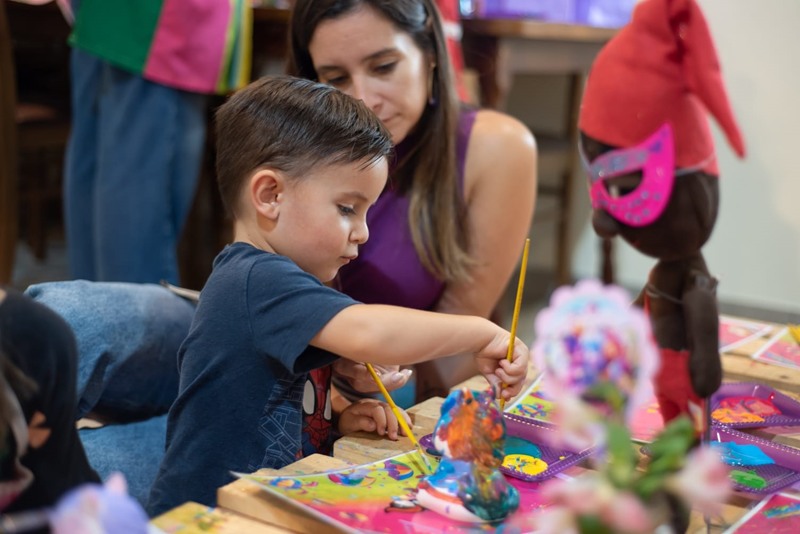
left=499, top=238, right=531, bottom=411
left=365, top=363, right=434, bottom=473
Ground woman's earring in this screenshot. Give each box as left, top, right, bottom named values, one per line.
left=428, top=65, right=437, bottom=106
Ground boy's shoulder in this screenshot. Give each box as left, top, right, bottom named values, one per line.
left=203, top=242, right=328, bottom=302
left=212, top=242, right=297, bottom=278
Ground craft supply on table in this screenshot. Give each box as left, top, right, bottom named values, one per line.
left=421, top=412, right=595, bottom=483
left=710, top=382, right=800, bottom=429
left=718, top=316, right=774, bottom=353
left=752, top=327, right=800, bottom=372
left=722, top=492, right=800, bottom=533
left=236, top=449, right=550, bottom=533
left=417, top=388, right=519, bottom=523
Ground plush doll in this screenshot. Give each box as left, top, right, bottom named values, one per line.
left=578, top=0, right=745, bottom=432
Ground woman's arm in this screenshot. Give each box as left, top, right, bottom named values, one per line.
left=416, top=110, right=538, bottom=397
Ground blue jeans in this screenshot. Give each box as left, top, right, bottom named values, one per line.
left=25, top=281, right=195, bottom=508
left=65, top=48, right=208, bottom=285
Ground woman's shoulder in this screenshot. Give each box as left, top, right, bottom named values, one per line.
left=471, top=109, right=535, bottom=144
left=463, top=109, right=537, bottom=194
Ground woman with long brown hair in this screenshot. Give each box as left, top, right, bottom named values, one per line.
left=289, top=0, right=537, bottom=401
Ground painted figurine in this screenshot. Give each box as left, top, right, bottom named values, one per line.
left=578, top=0, right=746, bottom=432
left=417, top=388, right=519, bottom=523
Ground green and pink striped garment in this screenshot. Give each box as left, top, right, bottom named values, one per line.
left=70, top=0, right=252, bottom=95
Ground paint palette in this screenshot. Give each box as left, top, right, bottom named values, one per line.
left=420, top=413, right=596, bottom=483
left=643, top=427, right=800, bottom=494
left=710, top=382, right=800, bottom=429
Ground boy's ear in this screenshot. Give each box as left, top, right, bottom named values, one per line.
left=249, top=169, right=284, bottom=220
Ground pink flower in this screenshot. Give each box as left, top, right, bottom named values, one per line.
left=666, top=446, right=731, bottom=515
left=551, top=395, right=606, bottom=450
left=533, top=507, right=579, bottom=534
left=543, top=477, right=656, bottom=533
left=602, top=491, right=654, bottom=533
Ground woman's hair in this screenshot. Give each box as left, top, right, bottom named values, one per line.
left=215, top=75, right=393, bottom=218
left=288, top=0, right=472, bottom=282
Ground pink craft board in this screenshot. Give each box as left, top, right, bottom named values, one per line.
left=507, top=376, right=664, bottom=443
left=752, top=328, right=800, bottom=372
left=719, top=316, right=774, bottom=353
left=723, top=492, right=800, bottom=533
left=235, top=451, right=550, bottom=533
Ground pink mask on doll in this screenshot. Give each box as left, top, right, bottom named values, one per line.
left=581, top=123, right=711, bottom=227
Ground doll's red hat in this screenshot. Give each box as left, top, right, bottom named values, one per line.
left=579, top=0, right=745, bottom=176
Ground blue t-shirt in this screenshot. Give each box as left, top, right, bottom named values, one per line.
left=148, top=243, right=358, bottom=515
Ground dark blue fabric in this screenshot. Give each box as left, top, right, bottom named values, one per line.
left=147, top=243, right=357, bottom=515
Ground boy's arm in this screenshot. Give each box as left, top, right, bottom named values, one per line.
left=310, top=304, right=500, bottom=366
left=311, top=304, right=528, bottom=400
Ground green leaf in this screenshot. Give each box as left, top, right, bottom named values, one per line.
left=605, top=423, right=637, bottom=487
left=577, top=515, right=614, bottom=534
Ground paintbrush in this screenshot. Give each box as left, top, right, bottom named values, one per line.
left=365, top=363, right=434, bottom=473
left=499, top=238, right=530, bottom=411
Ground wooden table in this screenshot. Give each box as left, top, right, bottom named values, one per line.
left=150, top=317, right=800, bottom=533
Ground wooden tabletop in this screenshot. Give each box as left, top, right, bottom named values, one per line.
left=153, top=317, right=800, bottom=533
left=461, top=18, right=618, bottom=42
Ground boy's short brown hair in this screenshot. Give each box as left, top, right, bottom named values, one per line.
left=215, top=75, right=393, bottom=217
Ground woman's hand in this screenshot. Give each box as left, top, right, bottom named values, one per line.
left=337, top=398, right=412, bottom=440
left=332, top=359, right=413, bottom=394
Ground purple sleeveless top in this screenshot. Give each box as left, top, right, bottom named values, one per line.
left=337, top=109, right=478, bottom=310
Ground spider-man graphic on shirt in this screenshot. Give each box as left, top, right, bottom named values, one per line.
left=300, top=365, right=333, bottom=458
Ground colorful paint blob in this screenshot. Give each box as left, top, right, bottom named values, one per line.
left=504, top=436, right=543, bottom=458
left=382, top=459, right=414, bottom=481
left=711, top=441, right=775, bottom=467
left=328, top=470, right=376, bottom=487
left=763, top=502, right=800, bottom=519
left=712, top=407, right=765, bottom=424
left=730, top=469, right=768, bottom=490
left=270, top=478, right=302, bottom=489
left=502, top=454, right=548, bottom=476
left=713, top=396, right=782, bottom=424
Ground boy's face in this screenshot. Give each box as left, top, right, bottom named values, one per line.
left=272, top=158, right=388, bottom=282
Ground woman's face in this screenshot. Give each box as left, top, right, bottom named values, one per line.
left=308, top=5, right=431, bottom=145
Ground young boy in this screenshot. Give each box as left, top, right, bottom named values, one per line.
left=147, top=76, right=529, bottom=515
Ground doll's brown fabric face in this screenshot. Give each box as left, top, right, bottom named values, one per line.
left=581, top=133, right=720, bottom=261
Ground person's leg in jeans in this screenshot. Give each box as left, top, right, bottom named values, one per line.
left=93, top=65, right=207, bottom=285
left=78, top=414, right=168, bottom=508
left=24, top=281, right=195, bottom=420
left=64, top=48, right=103, bottom=281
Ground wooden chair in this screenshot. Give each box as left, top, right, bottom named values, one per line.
left=1, top=0, right=71, bottom=283
left=0, top=0, right=18, bottom=283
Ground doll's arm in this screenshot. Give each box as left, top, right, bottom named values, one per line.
left=683, top=271, right=722, bottom=398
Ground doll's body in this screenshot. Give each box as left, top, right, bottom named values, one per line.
left=638, top=255, right=720, bottom=427
left=583, top=129, right=726, bottom=430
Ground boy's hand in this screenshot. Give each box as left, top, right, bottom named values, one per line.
left=337, top=398, right=412, bottom=441
left=474, top=330, right=530, bottom=400
left=332, top=360, right=413, bottom=393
